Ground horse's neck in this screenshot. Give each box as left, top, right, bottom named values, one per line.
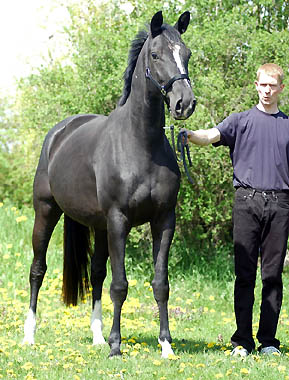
left=127, top=63, right=165, bottom=143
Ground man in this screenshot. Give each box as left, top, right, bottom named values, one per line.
left=185, top=63, right=289, bottom=356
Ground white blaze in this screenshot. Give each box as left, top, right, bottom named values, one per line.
left=172, top=44, right=185, bottom=74
left=172, top=44, right=190, bottom=87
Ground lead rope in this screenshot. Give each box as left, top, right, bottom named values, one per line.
left=164, top=125, right=194, bottom=184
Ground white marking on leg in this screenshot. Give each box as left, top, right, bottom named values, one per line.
left=91, top=300, right=106, bottom=345
left=158, top=338, right=174, bottom=358
left=23, top=309, right=36, bottom=345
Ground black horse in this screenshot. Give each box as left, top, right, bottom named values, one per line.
left=23, top=11, right=196, bottom=358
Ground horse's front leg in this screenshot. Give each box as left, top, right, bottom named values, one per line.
left=150, top=209, right=176, bottom=358
left=107, top=209, right=129, bottom=357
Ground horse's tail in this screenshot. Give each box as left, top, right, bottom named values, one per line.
left=62, top=215, right=91, bottom=306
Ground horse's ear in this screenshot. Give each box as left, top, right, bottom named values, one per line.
left=174, top=11, right=190, bottom=34
left=151, top=11, right=163, bottom=38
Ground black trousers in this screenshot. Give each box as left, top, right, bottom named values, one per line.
left=231, top=187, right=289, bottom=352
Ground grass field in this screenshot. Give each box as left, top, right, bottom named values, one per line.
left=1, top=200, right=289, bottom=379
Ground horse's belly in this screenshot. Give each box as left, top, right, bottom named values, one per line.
left=48, top=160, right=106, bottom=228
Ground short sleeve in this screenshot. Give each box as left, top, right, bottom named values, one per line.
left=212, top=113, right=239, bottom=148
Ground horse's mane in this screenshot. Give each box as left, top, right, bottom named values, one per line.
left=118, top=28, right=148, bottom=106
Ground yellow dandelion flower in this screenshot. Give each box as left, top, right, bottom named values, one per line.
left=209, top=295, right=215, bottom=301
left=168, top=354, right=179, bottom=360
left=144, top=281, right=150, bottom=287
left=226, top=369, right=232, bottom=376
left=207, top=342, right=215, bottom=348
left=3, top=254, right=10, bottom=260
left=6, top=244, right=12, bottom=249
left=130, top=350, right=139, bottom=357
left=240, top=368, right=249, bottom=374
left=0, top=202, right=3, bottom=207
left=153, top=360, right=162, bottom=366
left=16, top=215, right=28, bottom=223
left=215, top=374, right=223, bottom=379
left=278, top=365, right=286, bottom=372
left=196, top=363, right=205, bottom=368
left=22, top=362, right=33, bottom=371
left=128, top=279, right=137, bottom=286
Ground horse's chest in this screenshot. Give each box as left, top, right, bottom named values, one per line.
left=127, top=168, right=179, bottom=211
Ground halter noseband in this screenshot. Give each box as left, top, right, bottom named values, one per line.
left=145, top=67, right=190, bottom=108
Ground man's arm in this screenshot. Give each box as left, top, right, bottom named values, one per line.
left=185, top=127, right=221, bottom=146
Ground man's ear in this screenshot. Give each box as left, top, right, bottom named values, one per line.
left=151, top=11, right=163, bottom=38
left=174, top=11, right=190, bottom=34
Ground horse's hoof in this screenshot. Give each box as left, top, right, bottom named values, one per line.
left=22, top=336, right=34, bottom=345
left=109, top=348, right=122, bottom=358
left=92, top=335, right=106, bottom=345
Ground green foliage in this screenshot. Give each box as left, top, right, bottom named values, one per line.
left=2, top=0, right=289, bottom=255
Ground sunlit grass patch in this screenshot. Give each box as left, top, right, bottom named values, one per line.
left=1, top=201, right=289, bottom=379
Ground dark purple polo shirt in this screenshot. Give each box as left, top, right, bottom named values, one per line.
left=214, top=106, right=289, bottom=190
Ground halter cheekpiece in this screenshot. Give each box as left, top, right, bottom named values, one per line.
left=145, top=67, right=190, bottom=108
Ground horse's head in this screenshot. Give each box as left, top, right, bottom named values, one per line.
left=145, top=11, right=196, bottom=120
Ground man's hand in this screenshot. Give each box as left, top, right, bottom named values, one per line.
left=180, top=127, right=221, bottom=146
left=180, top=128, right=192, bottom=144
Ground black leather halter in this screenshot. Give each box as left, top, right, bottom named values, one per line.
left=145, top=67, right=190, bottom=109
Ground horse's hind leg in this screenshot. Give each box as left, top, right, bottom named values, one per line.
left=90, top=229, right=109, bottom=345
left=23, top=198, right=62, bottom=344
left=150, top=210, right=176, bottom=358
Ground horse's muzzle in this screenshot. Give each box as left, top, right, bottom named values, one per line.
left=171, top=94, right=196, bottom=120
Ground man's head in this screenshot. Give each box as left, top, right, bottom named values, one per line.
left=256, top=63, right=284, bottom=84
left=255, top=63, right=285, bottom=112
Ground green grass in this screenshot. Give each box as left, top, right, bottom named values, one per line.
left=1, top=200, right=289, bottom=379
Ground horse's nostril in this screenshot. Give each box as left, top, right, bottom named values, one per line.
left=175, top=99, right=182, bottom=114
left=192, top=99, right=197, bottom=113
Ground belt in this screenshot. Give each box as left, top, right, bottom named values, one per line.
left=236, top=187, right=289, bottom=201
left=236, top=187, right=289, bottom=194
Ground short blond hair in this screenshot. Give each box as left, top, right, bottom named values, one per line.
left=257, top=63, right=284, bottom=84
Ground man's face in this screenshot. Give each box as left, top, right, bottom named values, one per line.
left=255, top=72, right=284, bottom=107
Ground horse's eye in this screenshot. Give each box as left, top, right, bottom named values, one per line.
left=151, top=52, right=158, bottom=60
